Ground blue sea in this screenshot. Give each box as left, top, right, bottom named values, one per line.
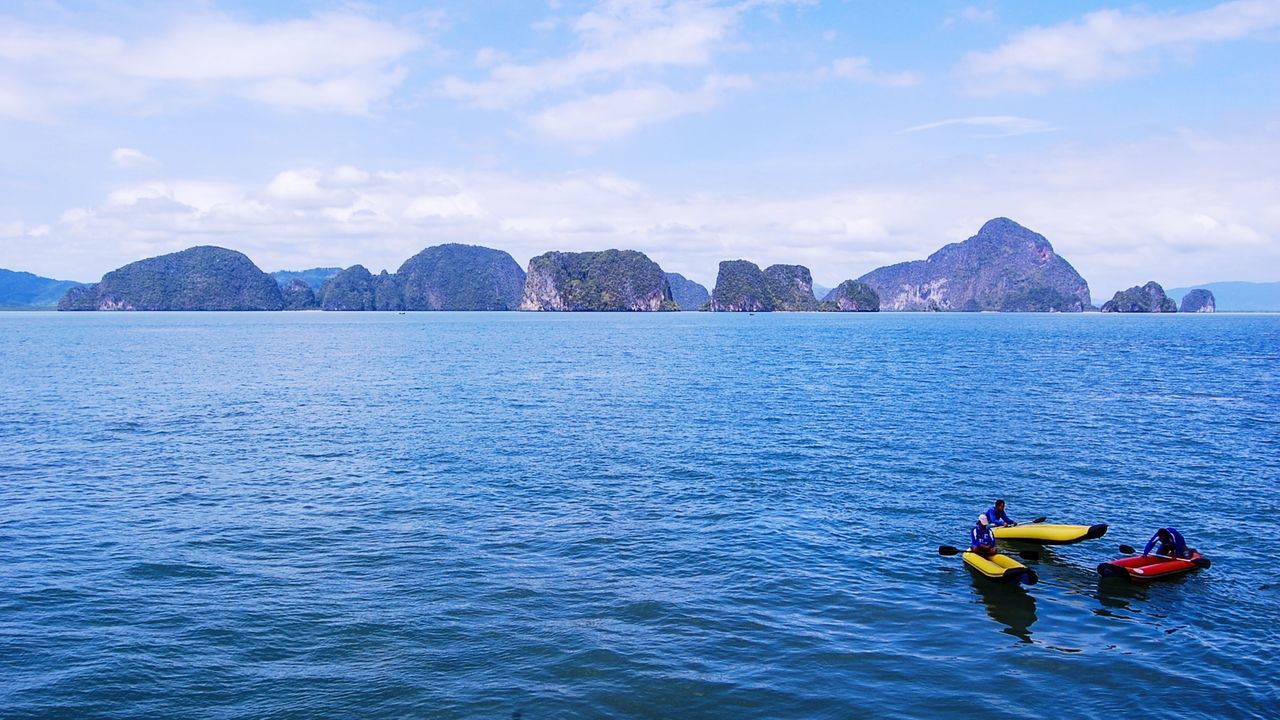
left=2, top=312, right=1278, bottom=719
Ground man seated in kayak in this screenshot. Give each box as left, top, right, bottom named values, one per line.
left=1143, top=528, right=1192, bottom=559
left=969, top=514, right=997, bottom=557
left=984, top=499, right=1018, bottom=527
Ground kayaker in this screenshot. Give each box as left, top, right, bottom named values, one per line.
left=970, top=514, right=997, bottom=557
left=1143, top=527, right=1191, bottom=559
left=984, top=499, right=1018, bottom=527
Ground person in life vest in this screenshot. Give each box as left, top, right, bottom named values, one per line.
left=1143, top=527, right=1193, bottom=559
left=984, top=499, right=1018, bottom=527
left=970, top=514, right=997, bottom=557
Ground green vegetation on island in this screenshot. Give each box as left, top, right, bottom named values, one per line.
left=57, top=246, right=283, bottom=311
left=709, top=260, right=775, bottom=311
left=823, top=280, right=880, bottom=312
left=398, top=244, right=526, bottom=311
left=1101, top=282, right=1178, bottom=313
left=519, top=250, right=677, bottom=311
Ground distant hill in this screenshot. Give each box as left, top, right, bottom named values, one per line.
left=665, top=272, right=709, bottom=310
left=1164, top=282, right=1280, bottom=312
left=271, top=268, right=342, bottom=291
left=0, top=269, right=83, bottom=308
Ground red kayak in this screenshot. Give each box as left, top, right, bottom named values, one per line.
left=1097, top=551, right=1210, bottom=582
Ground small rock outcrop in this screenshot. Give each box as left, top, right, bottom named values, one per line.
left=764, top=264, right=819, bottom=311
left=519, top=250, right=676, bottom=311
left=665, top=272, right=710, bottom=311
left=709, top=260, right=774, bottom=311
left=1101, top=282, right=1178, bottom=313
left=319, top=265, right=376, bottom=311
left=858, top=218, right=1091, bottom=312
left=56, top=246, right=283, bottom=311
left=823, top=280, right=880, bottom=311
left=1179, top=289, right=1216, bottom=313
left=280, top=279, right=317, bottom=310
left=398, top=244, right=526, bottom=311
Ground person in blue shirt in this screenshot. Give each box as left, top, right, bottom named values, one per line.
left=984, top=499, right=1018, bottom=527
left=970, top=514, right=997, bottom=557
left=1143, top=527, right=1191, bottom=559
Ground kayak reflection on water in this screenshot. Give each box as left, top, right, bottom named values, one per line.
left=972, top=576, right=1037, bottom=643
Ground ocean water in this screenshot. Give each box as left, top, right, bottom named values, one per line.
left=2, top=311, right=1278, bottom=719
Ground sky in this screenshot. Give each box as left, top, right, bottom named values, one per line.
left=1, top=0, right=1278, bottom=299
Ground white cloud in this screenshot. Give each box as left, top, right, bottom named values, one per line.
left=899, top=115, right=1055, bottom=136
left=961, top=0, right=1280, bottom=94
left=0, top=11, right=423, bottom=119
left=111, top=147, right=158, bottom=169
left=444, top=0, right=742, bottom=109
left=441, top=1, right=814, bottom=144
left=829, top=56, right=922, bottom=87
left=4, top=126, right=1276, bottom=297
left=527, top=74, right=753, bottom=144
left=945, top=6, right=996, bottom=28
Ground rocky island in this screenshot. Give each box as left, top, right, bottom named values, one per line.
left=858, top=218, right=1091, bottom=311
left=519, top=250, right=677, bottom=311
left=708, top=260, right=775, bottom=311
left=1101, top=282, right=1178, bottom=313
left=764, top=265, right=819, bottom=311
left=57, top=246, right=284, bottom=311
left=398, top=244, right=526, bottom=311
left=1179, top=289, right=1216, bottom=313
left=823, top=280, right=880, bottom=311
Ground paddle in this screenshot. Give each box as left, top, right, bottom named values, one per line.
left=938, top=545, right=1040, bottom=561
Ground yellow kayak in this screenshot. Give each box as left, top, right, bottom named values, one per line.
left=991, top=523, right=1108, bottom=546
left=963, top=551, right=1039, bottom=585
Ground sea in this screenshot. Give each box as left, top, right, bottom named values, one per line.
left=2, top=311, right=1277, bottom=719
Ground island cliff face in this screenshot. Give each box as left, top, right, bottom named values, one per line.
left=1101, top=282, right=1178, bottom=313
left=709, top=260, right=774, bottom=311
left=665, top=272, right=710, bottom=311
left=281, top=279, right=317, bottom=310
left=858, top=218, right=1091, bottom=312
left=519, top=250, right=676, bottom=311
left=1179, top=289, right=1216, bottom=313
left=398, top=244, right=525, bottom=311
left=764, top=264, right=819, bottom=311
left=823, top=280, right=880, bottom=311
left=57, top=246, right=283, bottom=311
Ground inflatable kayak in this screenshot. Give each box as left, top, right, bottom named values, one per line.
left=963, top=551, right=1039, bottom=585
left=1097, top=551, right=1210, bottom=583
left=992, top=523, right=1108, bottom=546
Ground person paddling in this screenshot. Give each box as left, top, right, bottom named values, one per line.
left=970, top=514, right=997, bottom=557
left=1143, top=527, right=1193, bottom=559
left=984, top=499, right=1018, bottom=527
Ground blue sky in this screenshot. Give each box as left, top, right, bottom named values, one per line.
left=1, top=0, right=1278, bottom=299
